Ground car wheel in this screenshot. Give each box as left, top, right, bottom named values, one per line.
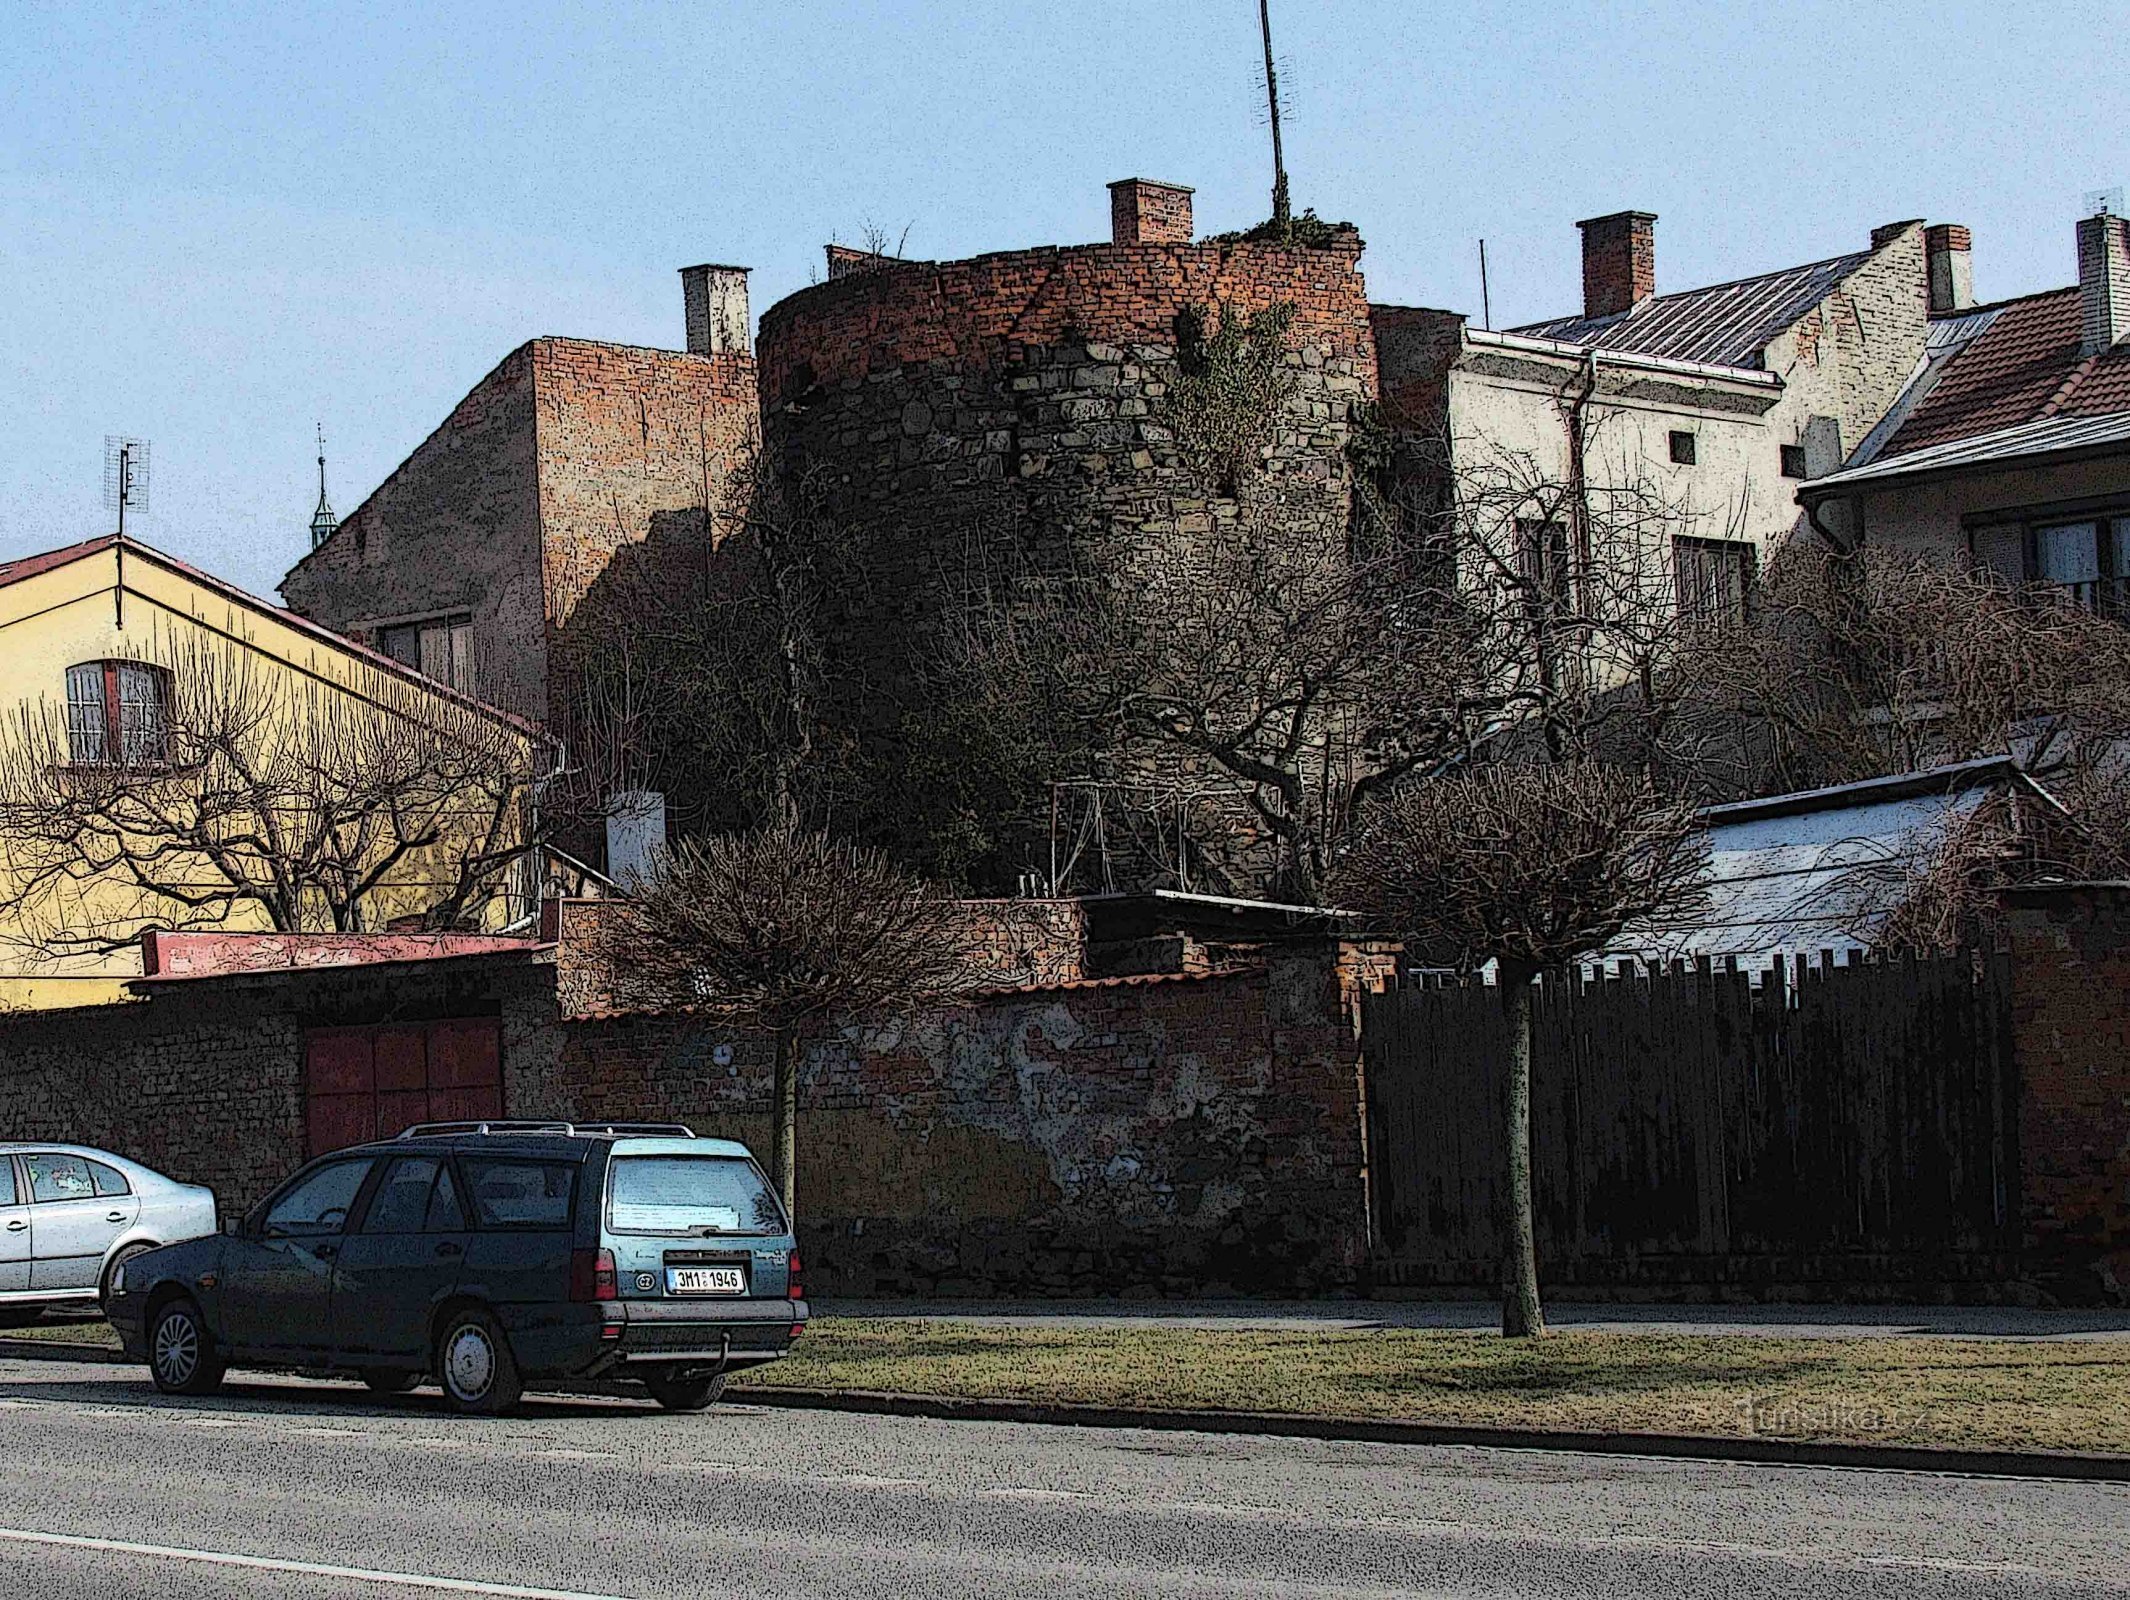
left=100, top=1243, right=154, bottom=1316
left=643, top=1369, right=726, bottom=1413
left=361, top=1368, right=422, bottom=1395
left=434, top=1308, right=522, bottom=1416
left=148, top=1297, right=225, bottom=1397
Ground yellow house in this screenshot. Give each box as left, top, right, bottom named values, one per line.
left=0, top=534, right=556, bottom=1010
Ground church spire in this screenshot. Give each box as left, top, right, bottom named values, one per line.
left=309, top=423, right=339, bottom=548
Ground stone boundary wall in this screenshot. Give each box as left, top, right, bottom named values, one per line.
left=515, top=943, right=1377, bottom=1296
left=0, top=961, right=555, bottom=1217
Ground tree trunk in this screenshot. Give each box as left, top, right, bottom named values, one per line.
left=1498, top=962, right=1546, bottom=1338
left=771, top=1026, right=801, bottom=1221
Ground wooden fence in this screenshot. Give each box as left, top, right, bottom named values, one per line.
left=1361, top=951, right=2020, bottom=1291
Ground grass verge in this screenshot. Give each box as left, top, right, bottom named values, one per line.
left=14, top=1314, right=2125, bottom=1455
left=740, top=1319, right=2130, bottom=1456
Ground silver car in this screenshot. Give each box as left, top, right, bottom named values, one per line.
left=0, top=1145, right=217, bottom=1324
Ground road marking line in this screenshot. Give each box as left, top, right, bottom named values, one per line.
left=0, top=1526, right=634, bottom=1600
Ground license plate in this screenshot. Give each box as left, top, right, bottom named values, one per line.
left=665, top=1266, right=746, bottom=1296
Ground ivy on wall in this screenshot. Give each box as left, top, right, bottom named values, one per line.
left=1169, top=300, right=1299, bottom=495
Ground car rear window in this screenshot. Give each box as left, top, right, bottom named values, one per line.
left=463, top=1158, right=576, bottom=1230
left=607, top=1157, right=784, bottom=1236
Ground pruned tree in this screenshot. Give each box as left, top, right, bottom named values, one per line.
left=600, top=824, right=976, bottom=1216
left=0, top=632, right=546, bottom=957
left=1331, top=762, right=1709, bottom=1337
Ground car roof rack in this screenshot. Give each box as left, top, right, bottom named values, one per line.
left=396, top=1120, right=697, bottom=1140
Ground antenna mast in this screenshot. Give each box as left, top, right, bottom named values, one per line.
left=1259, top=0, right=1291, bottom=234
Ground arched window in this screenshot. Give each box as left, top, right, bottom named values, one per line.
left=64, top=660, right=171, bottom=766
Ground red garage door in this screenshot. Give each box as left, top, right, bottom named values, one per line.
left=304, top=1019, right=503, bottom=1157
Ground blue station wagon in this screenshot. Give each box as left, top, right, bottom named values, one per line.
left=106, top=1122, right=808, bottom=1414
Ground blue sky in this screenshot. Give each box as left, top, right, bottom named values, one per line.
left=2, top=0, right=2120, bottom=596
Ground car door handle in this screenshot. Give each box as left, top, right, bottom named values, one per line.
left=3, top=1220, right=23, bottom=1233
left=312, top=1243, right=337, bottom=1261
left=106, top=1211, right=126, bottom=1223
left=435, top=1241, right=463, bottom=1258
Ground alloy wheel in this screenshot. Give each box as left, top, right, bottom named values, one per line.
left=153, top=1309, right=199, bottom=1388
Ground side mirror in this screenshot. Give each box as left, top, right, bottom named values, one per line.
left=223, top=1215, right=243, bottom=1236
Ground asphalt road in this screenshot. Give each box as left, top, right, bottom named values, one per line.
left=0, top=1357, right=2123, bottom=1600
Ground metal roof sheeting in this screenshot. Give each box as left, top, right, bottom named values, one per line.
left=1512, top=252, right=1871, bottom=370
left=1614, top=760, right=2035, bottom=961
left=1801, top=408, right=2130, bottom=494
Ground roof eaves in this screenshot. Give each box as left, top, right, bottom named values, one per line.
left=1697, top=756, right=2023, bottom=827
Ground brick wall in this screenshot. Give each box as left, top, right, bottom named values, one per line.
left=281, top=338, right=761, bottom=728
left=0, top=960, right=556, bottom=1216
left=519, top=942, right=1376, bottom=1296
left=2003, top=884, right=2130, bottom=1302
left=281, top=347, right=549, bottom=719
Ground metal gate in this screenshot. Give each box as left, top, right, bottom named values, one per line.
left=303, top=1018, right=502, bottom=1157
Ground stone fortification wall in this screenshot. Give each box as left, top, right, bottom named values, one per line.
left=753, top=234, right=1378, bottom=884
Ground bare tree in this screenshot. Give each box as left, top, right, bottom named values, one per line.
left=600, top=824, right=975, bottom=1216
left=1332, top=762, right=1709, bottom=1337
left=0, top=632, right=545, bottom=957
left=1408, top=430, right=1759, bottom=791
left=1686, top=542, right=2130, bottom=795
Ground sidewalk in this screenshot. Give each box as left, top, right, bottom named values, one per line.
left=836, top=1298, right=2130, bottom=1340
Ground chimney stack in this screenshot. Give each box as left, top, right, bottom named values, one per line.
left=2078, top=208, right=2130, bottom=356
left=1108, top=178, right=1194, bottom=246
left=1925, top=224, right=1974, bottom=315
left=680, top=264, right=751, bottom=357
left=1577, top=211, right=1657, bottom=320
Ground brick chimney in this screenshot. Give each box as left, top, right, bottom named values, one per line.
left=1925, top=224, right=1974, bottom=315
left=2078, top=209, right=2130, bottom=355
left=680, top=264, right=750, bottom=356
left=1577, top=211, right=1657, bottom=320
left=1109, top=178, right=1194, bottom=246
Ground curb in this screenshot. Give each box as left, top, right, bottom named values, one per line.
left=7, top=1339, right=2125, bottom=1482
left=723, top=1385, right=2130, bottom=1484
left=0, top=1339, right=123, bottom=1365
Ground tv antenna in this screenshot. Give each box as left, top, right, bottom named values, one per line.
left=103, top=436, right=151, bottom=536
left=1258, top=0, right=1291, bottom=234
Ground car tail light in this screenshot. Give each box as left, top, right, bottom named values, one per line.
left=787, top=1250, right=803, bottom=1301
left=570, top=1247, right=617, bottom=1303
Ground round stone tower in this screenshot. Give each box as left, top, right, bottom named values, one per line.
left=753, top=182, right=1380, bottom=883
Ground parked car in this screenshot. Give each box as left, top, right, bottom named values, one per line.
left=106, top=1121, right=809, bottom=1414
left=0, top=1144, right=218, bottom=1326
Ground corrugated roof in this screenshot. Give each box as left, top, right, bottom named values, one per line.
left=1802, top=409, right=2130, bottom=494
left=1615, top=759, right=2046, bottom=960
left=1875, top=288, right=2130, bottom=458
left=1512, top=251, right=1871, bottom=370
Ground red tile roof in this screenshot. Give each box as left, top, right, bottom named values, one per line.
left=0, top=533, right=119, bottom=590
left=1881, top=288, right=2130, bottom=458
